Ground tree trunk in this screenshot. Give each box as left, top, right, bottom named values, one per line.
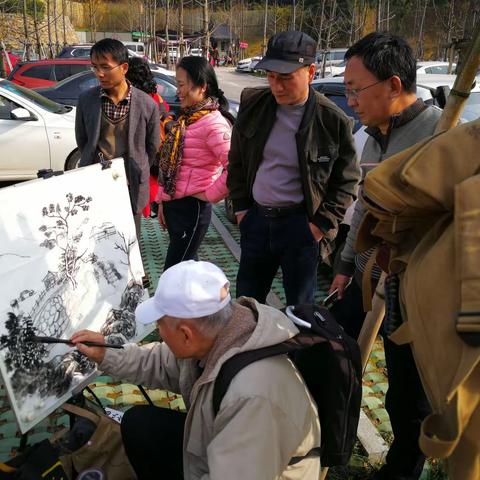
left=316, top=0, right=326, bottom=51
left=273, top=0, right=277, bottom=34
left=22, top=0, right=31, bottom=61
left=62, top=0, right=67, bottom=46
left=377, top=0, right=382, bottom=30
left=416, top=0, right=428, bottom=59
left=203, top=0, right=209, bottom=59
left=263, top=0, right=268, bottom=56
left=299, top=0, right=305, bottom=31
left=54, top=0, right=59, bottom=52
left=386, top=0, right=390, bottom=31
left=292, top=0, right=296, bottom=30
left=349, top=0, right=357, bottom=46
left=179, top=0, right=185, bottom=59
left=0, top=43, right=6, bottom=78
left=33, top=0, right=42, bottom=58
left=47, top=0, right=54, bottom=58
left=165, top=0, right=170, bottom=68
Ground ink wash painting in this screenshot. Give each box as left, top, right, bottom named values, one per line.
left=0, top=160, right=150, bottom=433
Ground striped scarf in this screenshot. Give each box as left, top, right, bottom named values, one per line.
left=159, top=97, right=219, bottom=197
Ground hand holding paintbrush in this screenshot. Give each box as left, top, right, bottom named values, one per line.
left=34, top=336, right=124, bottom=349
left=67, top=330, right=121, bottom=364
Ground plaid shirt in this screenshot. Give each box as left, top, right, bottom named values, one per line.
left=100, top=84, right=132, bottom=121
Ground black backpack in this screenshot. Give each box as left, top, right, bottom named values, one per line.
left=212, top=304, right=362, bottom=467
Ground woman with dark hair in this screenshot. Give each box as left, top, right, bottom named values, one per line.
left=126, top=56, right=171, bottom=218
left=157, top=55, right=232, bottom=270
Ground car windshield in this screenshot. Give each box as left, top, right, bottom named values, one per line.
left=0, top=80, right=69, bottom=113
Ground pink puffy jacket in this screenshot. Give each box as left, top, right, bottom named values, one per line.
left=157, top=109, right=231, bottom=203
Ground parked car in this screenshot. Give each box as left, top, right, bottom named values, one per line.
left=416, top=61, right=455, bottom=75
left=34, top=70, right=178, bottom=108
left=0, top=79, right=79, bottom=180
left=236, top=56, right=262, bottom=73
left=122, top=41, right=146, bottom=55
left=189, top=48, right=203, bottom=57
left=7, top=59, right=91, bottom=89
left=57, top=44, right=93, bottom=59
left=34, top=70, right=240, bottom=119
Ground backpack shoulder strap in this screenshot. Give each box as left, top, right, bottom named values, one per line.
left=212, top=343, right=291, bottom=416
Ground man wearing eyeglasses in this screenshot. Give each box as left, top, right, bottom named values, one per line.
left=75, top=38, right=160, bottom=239
left=329, top=32, right=443, bottom=480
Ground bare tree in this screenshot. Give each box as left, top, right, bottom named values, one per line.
left=416, top=0, right=429, bottom=59
left=62, top=0, right=66, bottom=45
left=203, top=0, right=209, bottom=57
left=262, top=0, right=267, bottom=55
left=179, top=0, right=185, bottom=58
left=53, top=0, right=59, bottom=52
left=165, top=0, right=171, bottom=68
left=32, top=0, right=42, bottom=58
left=22, top=0, right=31, bottom=60
left=46, top=0, right=54, bottom=57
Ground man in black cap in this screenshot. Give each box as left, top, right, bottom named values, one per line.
left=227, top=31, right=360, bottom=305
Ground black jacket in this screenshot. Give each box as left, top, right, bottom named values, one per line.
left=227, top=86, right=360, bottom=236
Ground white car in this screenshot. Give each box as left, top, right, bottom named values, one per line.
left=189, top=48, right=203, bottom=57
left=236, top=56, right=262, bottom=73
left=416, top=61, right=455, bottom=75
left=0, top=79, right=79, bottom=180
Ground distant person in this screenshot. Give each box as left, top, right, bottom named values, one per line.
left=213, top=46, right=220, bottom=67
left=156, top=56, right=232, bottom=270
left=75, top=38, right=160, bottom=240
left=227, top=30, right=360, bottom=305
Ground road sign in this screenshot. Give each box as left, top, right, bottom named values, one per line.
left=240, top=42, right=248, bottom=49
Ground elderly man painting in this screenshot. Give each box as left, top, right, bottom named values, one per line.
left=72, top=260, right=320, bottom=480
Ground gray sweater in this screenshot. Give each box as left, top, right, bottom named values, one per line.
left=252, top=102, right=306, bottom=206
left=338, top=101, right=442, bottom=278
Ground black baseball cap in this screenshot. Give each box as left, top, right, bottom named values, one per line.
left=255, top=31, right=317, bottom=74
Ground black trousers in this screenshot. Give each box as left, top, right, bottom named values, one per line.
left=236, top=206, right=319, bottom=305
left=333, top=279, right=431, bottom=480
left=163, top=197, right=212, bottom=271
left=121, top=406, right=186, bottom=480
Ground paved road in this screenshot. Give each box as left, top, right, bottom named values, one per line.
left=216, top=67, right=267, bottom=102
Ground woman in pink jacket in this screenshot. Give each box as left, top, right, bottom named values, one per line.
left=157, top=56, right=233, bottom=270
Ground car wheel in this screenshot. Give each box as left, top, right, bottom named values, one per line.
left=224, top=197, right=236, bottom=223
left=65, top=149, right=81, bottom=170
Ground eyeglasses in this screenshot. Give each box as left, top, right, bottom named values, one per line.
left=90, top=64, right=123, bottom=74
left=344, top=79, right=386, bottom=100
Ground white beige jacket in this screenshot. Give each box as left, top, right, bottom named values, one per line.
left=100, top=298, right=321, bottom=480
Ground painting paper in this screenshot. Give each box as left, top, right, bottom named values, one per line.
left=0, top=159, right=151, bottom=433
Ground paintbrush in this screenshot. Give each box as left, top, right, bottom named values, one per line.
left=33, top=336, right=124, bottom=349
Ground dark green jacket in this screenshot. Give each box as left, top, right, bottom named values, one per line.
left=227, top=86, right=360, bottom=236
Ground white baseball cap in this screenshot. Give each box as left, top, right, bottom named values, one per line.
left=135, top=260, right=231, bottom=325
